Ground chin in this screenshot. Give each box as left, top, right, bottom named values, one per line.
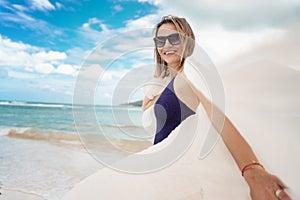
left=163, top=57, right=181, bottom=66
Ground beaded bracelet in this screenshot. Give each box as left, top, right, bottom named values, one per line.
left=241, top=161, right=264, bottom=176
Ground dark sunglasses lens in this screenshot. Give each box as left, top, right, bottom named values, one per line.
left=154, top=38, right=166, bottom=48
left=154, top=33, right=181, bottom=47
left=168, top=33, right=180, bottom=45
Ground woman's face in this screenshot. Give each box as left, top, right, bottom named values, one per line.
left=156, top=23, right=183, bottom=68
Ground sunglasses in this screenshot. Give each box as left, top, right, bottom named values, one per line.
left=153, top=33, right=181, bottom=48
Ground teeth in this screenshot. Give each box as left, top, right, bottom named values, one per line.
left=165, top=51, right=175, bottom=55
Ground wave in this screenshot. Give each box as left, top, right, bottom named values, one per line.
left=0, top=127, right=152, bottom=153
left=0, top=101, right=143, bottom=110
left=0, top=127, right=35, bottom=136
left=1, top=127, right=80, bottom=142
left=101, top=124, right=143, bottom=129
left=0, top=127, right=152, bottom=152
left=109, top=106, right=142, bottom=111
left=0, top=101, right=72, bottom=108
left=0, top=127, right=17, bottom=136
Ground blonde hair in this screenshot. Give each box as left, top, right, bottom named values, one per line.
left=154, top=15, right=195, bottom=78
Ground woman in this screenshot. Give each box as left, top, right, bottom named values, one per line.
left=142, top=15, right=291, bottom=200
left=63, top=16, right=293, bottom=200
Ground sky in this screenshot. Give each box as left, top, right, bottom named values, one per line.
left=0, top=0, right=299, bottom=105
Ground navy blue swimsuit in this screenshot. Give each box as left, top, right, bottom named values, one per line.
left=153, top=77, right=196, bottom=144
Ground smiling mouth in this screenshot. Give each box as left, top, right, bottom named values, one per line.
left=164, top=50, right=177, bottom=55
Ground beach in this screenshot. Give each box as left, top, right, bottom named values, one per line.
left=63, top=58, right=300, bottom=199
left=0, top=102, right=151, bottom=200
left=1, top=59, right=299, bottom=199
left=0, top=189, right=45, bottom=200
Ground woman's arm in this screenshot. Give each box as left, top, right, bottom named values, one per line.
left=195, top=89, right=258, bottom=170
left=142, top=95, right=160, bottom=111
left=195, top=89, right=291, bottom=199
left=177, top=74, right=291, bottom=200
left=142, top=96, right=152, bottom=111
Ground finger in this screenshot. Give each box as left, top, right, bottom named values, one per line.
left=278, top=190, right=292, bottom=200
left=277, top=178, right=288, bottom=189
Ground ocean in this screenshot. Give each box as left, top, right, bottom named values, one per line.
left=0, top=101, right=151, bottom=200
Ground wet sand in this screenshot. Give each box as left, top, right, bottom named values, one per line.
left=0, top=189, right=45, bottom=200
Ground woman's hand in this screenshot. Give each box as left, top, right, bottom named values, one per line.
left=244, top=167, right=292, bottom=200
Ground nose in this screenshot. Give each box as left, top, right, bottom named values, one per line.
left=164, top=39, right=172, bottom=47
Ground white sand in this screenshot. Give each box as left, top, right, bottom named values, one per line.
left=0, top=189, right=45, bottom=200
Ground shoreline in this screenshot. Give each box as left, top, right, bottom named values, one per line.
left=0, top=188, right=46, bottom=200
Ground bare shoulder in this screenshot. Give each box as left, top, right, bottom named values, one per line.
left=173, top=73, right=200, bottom=112
left=142, top=95, right=160, bottom=111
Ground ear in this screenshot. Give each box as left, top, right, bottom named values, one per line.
left=184, top=36, right=195, bottom=58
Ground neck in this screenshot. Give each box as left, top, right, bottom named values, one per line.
left=168, top=63, right=184, bottom=78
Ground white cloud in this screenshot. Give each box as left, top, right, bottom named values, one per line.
left=79, top=14, right=160, bottom=64
left=15, top=11, right=35, bottom=21
left=33, top=51, right=67, bottom=62
left=105, top=68, right=130, bottom=80
left=0, top=35, right=35, bottom=67
left=78, top=64, right=104, bottom=83
left=66, top=47, right=91, bottom=65
left=0, top=35, right=78, bottom=75
left=0, top=4, right=61, bottom=38
left=37, top=80, right=74, bottom=96
left=82, top=23, right=89, bottom=28
left=0, top=35, right=34, bottom=50
left=82, top=17, right=102, bottom=28
left=138, top=0, right=158, bottom=5
left=124, top=14, right=160, bottom=29
left=55, top=2, right=63, bottom=9
left=12, top=4, right=29, bottom=12
left=75, top=5, right=297, bottom=83
left=113, top=5, right=123, bottom=12
left=80, top=18, right=115, bottom=45
left=86, top=47, right=121, bottom=63
left=80, top=14, right=160, bottom=44
left=7, top=70, right=39, bottom=79
left=112, top=1, right=298, bottom=65
left=30, top=0, right=55, bottom=11
left=102, top=72, right=113, bottom=81
left=75, top=3, right=300, bottom=105
left=79, top=12, right=287, bottom=66
left=35, top=63, right=54, bottom=74
left=55, top=64, right=78, bottom=76
left=99, top=23, right=109, bottom=33
left=142, top=0, right=300, bottom=29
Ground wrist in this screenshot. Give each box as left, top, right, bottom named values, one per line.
left=241, top=162, right=266, bottom=184
left=243, top=165, right=265, bottom=177
left=241, top=161, right=265, bottom=183
left=241, top=161, right=264, bottom=177
left=244, top=166, right=266, bottom=186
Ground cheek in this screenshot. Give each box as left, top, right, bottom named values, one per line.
left=177, top=45, right=184, bottom=54
left=157, top=49, right=164, bottom=57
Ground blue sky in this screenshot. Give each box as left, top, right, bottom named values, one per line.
left=0, top=0, right=156, bottom=50
left=1, top=0, right=299, bottom=105
left=0, top=0, right=159, bottom=104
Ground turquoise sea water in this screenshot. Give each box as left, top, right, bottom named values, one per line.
left=0, top=101, right=151, bottom=200
left=0, top=101, right=145, bottom=137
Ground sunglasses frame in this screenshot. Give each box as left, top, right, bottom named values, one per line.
left=153, top=33, right=182, bottom=48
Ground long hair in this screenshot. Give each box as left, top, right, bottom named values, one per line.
left=153, top=15, right=195, bottom=78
